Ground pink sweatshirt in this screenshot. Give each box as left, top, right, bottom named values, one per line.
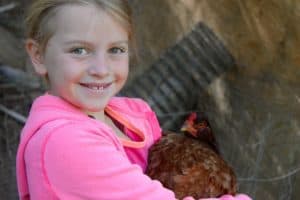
left=16, top=94, right=251, bottom=200
left=17, top=94, right=176, bottom=199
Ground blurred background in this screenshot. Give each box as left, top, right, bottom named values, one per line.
left=0, top=0, right=299, bottom=199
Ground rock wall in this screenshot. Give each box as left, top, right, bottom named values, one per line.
left=130, top=0, right=299, bottom=82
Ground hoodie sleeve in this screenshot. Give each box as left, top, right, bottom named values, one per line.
left=42, top=123, right=176, bottom=200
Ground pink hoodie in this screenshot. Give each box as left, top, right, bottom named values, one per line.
left=16, top=94, right=177, bottom=199
left=16, top=94, right=251, bottom=200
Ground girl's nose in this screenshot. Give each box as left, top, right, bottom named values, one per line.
left=88, top=53, right=109, bottom=77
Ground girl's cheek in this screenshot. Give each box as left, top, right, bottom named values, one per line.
left=110, top=58, right=129, bottom=70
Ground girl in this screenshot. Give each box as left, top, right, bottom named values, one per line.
left=16, top=0, right=251, bottom=199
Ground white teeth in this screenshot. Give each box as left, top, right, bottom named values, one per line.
left=89, top=86, right=104, bottom=91
left=82, top=82, right=111, bottom=92
left=90, top=86, right=104, bottom=90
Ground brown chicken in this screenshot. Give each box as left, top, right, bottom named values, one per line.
left=146, top=112, right=237, bottom=199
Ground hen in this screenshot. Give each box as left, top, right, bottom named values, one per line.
left=146, top=112, right=237, bottom=199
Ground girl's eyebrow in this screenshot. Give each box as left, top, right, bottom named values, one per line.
left=63, top=40, right=129, bottom=46
left=111, top=40, right=129, bottom=45
left=63, top=40, right=92, bottom=46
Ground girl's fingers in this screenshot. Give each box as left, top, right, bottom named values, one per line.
left=198, top=193, right=252, bottom=200
left=183, top=196, right=196, bottom=200
left=235, top=194, right=252, bottom=200
left=219, top=194, right=252, bottom=200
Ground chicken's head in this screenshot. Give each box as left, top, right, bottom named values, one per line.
left=180, top=112, right=220, bottom=154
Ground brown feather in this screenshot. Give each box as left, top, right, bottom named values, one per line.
left=146, top=114, right=237, bottom=199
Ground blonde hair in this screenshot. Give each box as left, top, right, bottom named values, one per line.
left=25, top=0, right=135, bottom=55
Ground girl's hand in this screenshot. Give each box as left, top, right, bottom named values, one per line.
left=182, top=197, right=196, bottom=200
left=199, top=194, right=252, bottom=200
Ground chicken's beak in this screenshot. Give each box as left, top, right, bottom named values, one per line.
left=181, top=123, right=198, bottom=137
left=180, top=124, right=188, bottom=132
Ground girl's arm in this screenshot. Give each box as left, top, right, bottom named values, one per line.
left=43, top=123, right=177, bottom=200
left=43, top=123, right=251, bottom=200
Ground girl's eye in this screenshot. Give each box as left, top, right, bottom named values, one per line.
left=70, top=48, right=88, bottom=55
left=108, top=47, right=127, bottom=54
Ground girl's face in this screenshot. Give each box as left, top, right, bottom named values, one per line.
left=32, top=4, right=129, bottom=115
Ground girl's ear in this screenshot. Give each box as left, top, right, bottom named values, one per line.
left=25, top=39, right=47, bottom=75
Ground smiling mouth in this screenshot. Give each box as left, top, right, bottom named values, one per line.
left=80, top=82, right=112, bottom=91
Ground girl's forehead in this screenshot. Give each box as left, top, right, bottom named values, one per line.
left=51, top=4, right=128, bottom=42
left=54, top=4, right=111, bottom=28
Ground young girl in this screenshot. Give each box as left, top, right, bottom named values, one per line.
left=16, top=0, right=251, bottom=199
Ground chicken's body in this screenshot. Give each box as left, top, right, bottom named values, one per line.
left=146, top=113, right=237, bottom=199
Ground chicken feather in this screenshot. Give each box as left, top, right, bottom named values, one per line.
left=146, top=112, right=237, bottom=199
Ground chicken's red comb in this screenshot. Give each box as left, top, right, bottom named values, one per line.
left=187, top=112, right=197, bottom=121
